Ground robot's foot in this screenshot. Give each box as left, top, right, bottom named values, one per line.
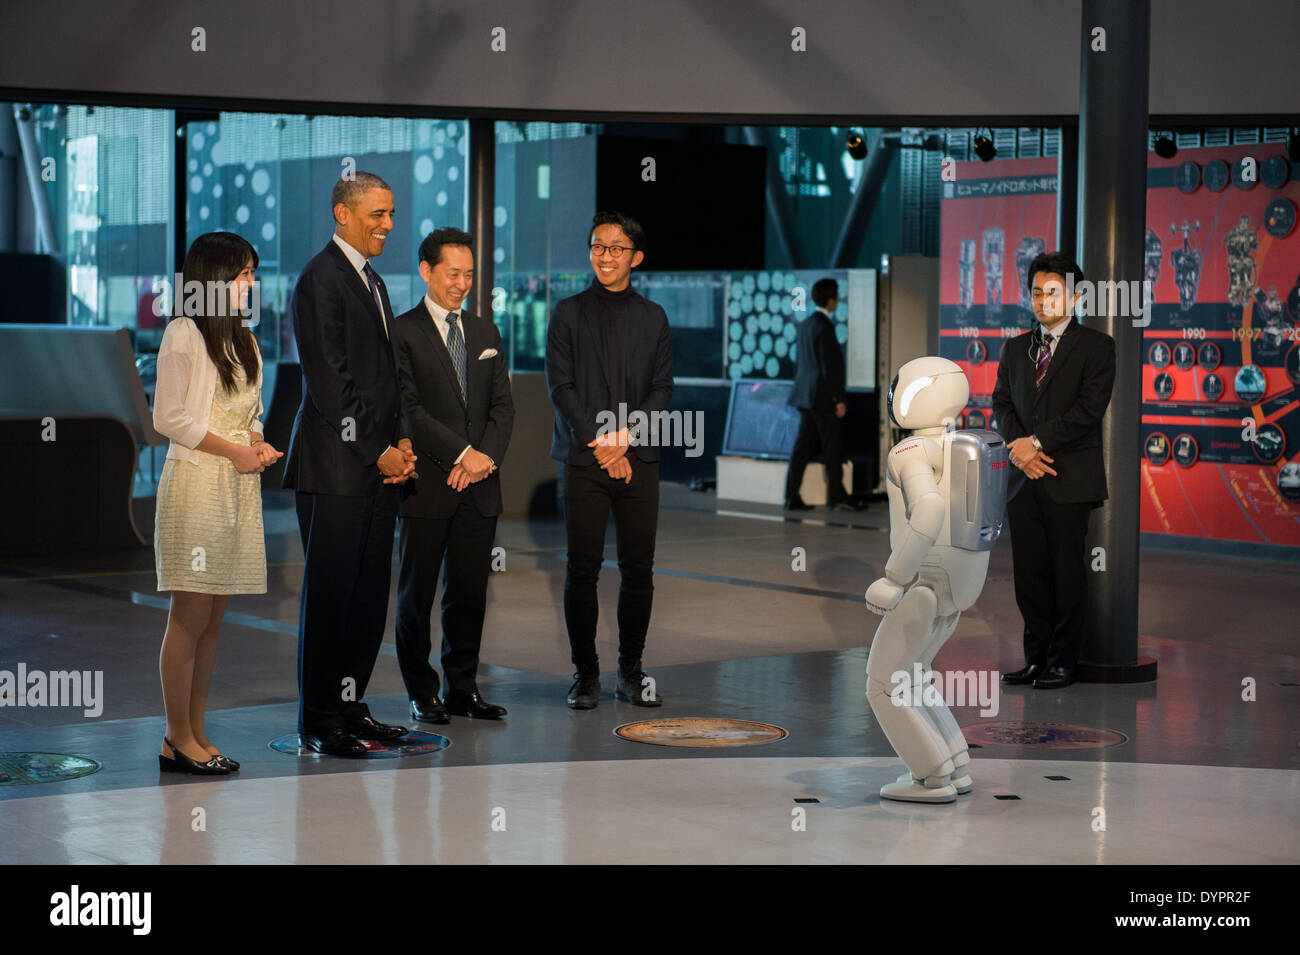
left=894, top=769, right=971, bottom=796
left=881, top=777, right=958, bottom=804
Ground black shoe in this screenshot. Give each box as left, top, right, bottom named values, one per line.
left=443, top=690, right=507, bottom=720
left=1032, top=666, right=1075, bottom=689
left=828, top=498, right=867, bottom=512
left=410, top=697, right=450, bottom=725
left=301, top=729, right=368, bottom=757
left=1001, top=663, right=1043, bottom=685
left=615, top=668, right=663, bottom=706
left=567, top=671, right=600, bottom=710
left=160, top=738, right=230, bottom=775
left=785, top=498, right=814, bottom=511
left=213, top=754, right=240, bottom=772
left=345, top=716, right=409, bottom=741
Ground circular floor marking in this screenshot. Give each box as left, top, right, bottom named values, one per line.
left=0, top=752, right=101, bottom=786
left=963, top=721, right=1128, bottom=749
left=614, top=717, right=788, bottom=748
left=269, top=732, right=450, bottom=759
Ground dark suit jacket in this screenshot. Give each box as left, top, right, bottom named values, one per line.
left=283, top=240, right=409, bottom=496
left=394, top=300, right=514, bottom=519
left=545, top=282, right=674, bottom=464
left=788, top=309, right=846, bottom=413
left=991, top=317, right=1116, bottom=505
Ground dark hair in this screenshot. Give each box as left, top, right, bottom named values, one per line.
left=418, top=227, right=474, bottom=267
left=588, top=210, right=646, bottom=254
left=1027, top=252, right=1085, bottom=293
left=178, top=231, right=259, bottom=393
left=812, top=278, right=839, bottom=308
left=331, top=171, right=391, bottom=211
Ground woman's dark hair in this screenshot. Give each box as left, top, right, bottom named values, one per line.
left=178, top=231, right=259, bottom=392
left=588, top=210, right=646, bottom=253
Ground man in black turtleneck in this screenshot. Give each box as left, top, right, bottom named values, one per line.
left=545, top=211, right=674, bottom=710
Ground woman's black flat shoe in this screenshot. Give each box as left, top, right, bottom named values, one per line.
left=161, top=738, right=230, bottom=776
left=213, top=754, right=239, bottom=772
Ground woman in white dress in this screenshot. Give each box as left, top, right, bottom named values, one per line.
left=152, top=232, right=282, bottom=775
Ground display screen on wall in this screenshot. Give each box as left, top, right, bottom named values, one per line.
left=938, top=149, right=1300, bottom=548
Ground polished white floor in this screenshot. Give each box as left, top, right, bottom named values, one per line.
left=1, top=756, right=1295, bottom=864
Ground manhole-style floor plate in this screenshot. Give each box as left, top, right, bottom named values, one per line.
left=269, top=732, right=450, bottom=759
left=963, top=722, right=1128, bottom=749
left=614, top=717, right=788, bottom=748
left=0, top=752, right=101, bottom=786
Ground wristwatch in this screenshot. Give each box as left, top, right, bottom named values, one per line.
left=1030, top=434, right=1042, bottom=451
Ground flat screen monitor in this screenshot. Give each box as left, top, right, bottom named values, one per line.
left=721, top=379, right=802, bottom=460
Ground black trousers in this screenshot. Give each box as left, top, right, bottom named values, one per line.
left=562, top=457, right=659, bottom=673
left=1005, top=480, right=1094, bottom=669
left=785, top=409, right=846, bottom=504
left=295, top=488, right=398, bottom=735
left=395, top=500, right=498, bottom=702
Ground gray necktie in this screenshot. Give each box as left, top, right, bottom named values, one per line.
left=445, top=312, right=467, bottom=401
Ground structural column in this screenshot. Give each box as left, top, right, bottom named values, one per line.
left=1076, top=0, right=1157, bottom=682
left=468, top=117, right=495, bottom=323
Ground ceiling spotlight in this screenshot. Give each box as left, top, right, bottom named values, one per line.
left=1154, top=133, right=1177, bottom=159
left=845, top=132, right=868, bottom=161
left=973, top=131, right=997, bottom=162
left=1289, top=128, right=1300, bottom=163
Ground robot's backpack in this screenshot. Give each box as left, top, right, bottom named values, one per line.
left=945, top=429, right=1009, bottom=552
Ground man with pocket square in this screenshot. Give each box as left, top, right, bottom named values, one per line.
left=394, top=227, right=514, bottom=723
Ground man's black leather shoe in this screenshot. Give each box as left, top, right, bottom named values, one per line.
left=615, top=669, right=662, bottom=706
left=1033, top=666, right=1075, bottom=689
left=1001, top=663, right=1042, bottom=685
left=828, top=499, right=867, bottom=512
left=410, top=698, right=450, bottom=725
left=444, top=691, right=507, bottom=720
left=567, top=672, right=600, bottom=710
left=345, top=716, right=409, bottom=740
left=301, top=729, right=368, bottom=757
left=786, top=499, right=814, bottom=511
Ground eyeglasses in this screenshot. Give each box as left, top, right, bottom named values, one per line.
left=589, top=244, right=635, bottom=258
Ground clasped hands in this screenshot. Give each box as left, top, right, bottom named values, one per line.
left=447, top=447, right=494, bottom=492
left=1007, top=436, right=1057, bottom=480
left=378, top=440, right=418, bottom=485
left=588, top=427, right=632, bottom=484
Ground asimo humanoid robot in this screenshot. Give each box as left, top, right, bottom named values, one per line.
left=865, top=357, right=1008, bottom=804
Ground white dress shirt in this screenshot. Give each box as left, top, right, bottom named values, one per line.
left=332, top=233, right=389, bottom=339
left=1040, top=314, right=1071, bottom=356
left=153, top=316, right=263, bottom=463
left=421, top=294, right=477, bottom=466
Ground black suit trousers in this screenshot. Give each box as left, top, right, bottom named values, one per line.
left=395, top=501, right=498, bottom=701
left=785, top=410, right=846, bottom=504
left=1006, top=480, right=1093, bottom=669
left=295, top=488, right=398, bottom=734
left=562, top=458, right=659, bottom=672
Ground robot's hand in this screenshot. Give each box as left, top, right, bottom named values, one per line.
left=865, top=577, right=905, bottom=615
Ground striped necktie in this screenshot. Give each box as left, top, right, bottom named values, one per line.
left=1034, top=331, right=1053, bottom=388
left=445, top=311, right=467, bottom=401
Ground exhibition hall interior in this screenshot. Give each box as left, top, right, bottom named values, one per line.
left=0, top=0, right=1296, bottom=883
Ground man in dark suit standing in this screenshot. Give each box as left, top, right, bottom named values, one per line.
left=283, top=171, right=416, bottom=756
left=992, top=252, right=1116, bottom=690
left=394, top=228, right=514, bottom=724
left=785, top=278, right=862, bottom=511
left=546, top=211, right=673, bottom=710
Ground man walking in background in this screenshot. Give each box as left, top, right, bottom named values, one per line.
left=785, top=278, right=863, bottom=511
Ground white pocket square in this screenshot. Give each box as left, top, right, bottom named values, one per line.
left=477, top=348, right=498, bottom=359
